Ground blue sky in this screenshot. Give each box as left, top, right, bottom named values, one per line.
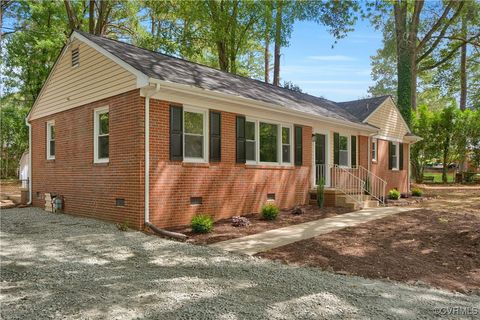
left=282, top=19, right=383, bottom=102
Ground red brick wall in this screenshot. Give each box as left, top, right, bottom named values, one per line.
left=358, top=135, right=369, bottom=168
left=371, top=139, right=409, bottom=193
left=30, top=90, right=145, bottom=229
left=148, top=99, right=313, bottom=228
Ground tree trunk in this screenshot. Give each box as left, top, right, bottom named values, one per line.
left=264, top=1, right=272, bottom=83
left=89, top=0, right=95, bottom=34
left=460, top=14, right=467, bottom=111
left=265, top=36, right=270, bottom=83
left=64, top=0, right=79, bottom=30
left=273, top=0, right=282, bottom=86
left=442, top=142, right=449, bottom=183
left=394, top=1, right=413, bottom=125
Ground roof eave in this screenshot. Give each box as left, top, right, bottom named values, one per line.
left=147, top=78, right=378, bottom=133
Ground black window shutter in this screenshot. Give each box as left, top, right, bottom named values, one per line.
left=351, top=135, right=357, bottom=167
left=236, top=115, right=246, bottom=163
left=294, top=125, right=303, bottom=166
left=388, top=141, right=393, bottom=170
left=170, top=105, right=183, bottom=161
left=209, top=111, right=221, bottom=162
left=334, top=132, right=340, bottom=165
left=399, top=143, right=404, bottom=170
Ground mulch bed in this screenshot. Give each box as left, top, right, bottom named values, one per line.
left=257, top=208, right=480, bottom=294
left=170, top=205, right=355, bottom=245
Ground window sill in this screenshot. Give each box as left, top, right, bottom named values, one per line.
left=46, top=158, right=55, bottom=162
left=182, top=162, right=209, bottom=168
left=93, top=162, right=109, bottom=166
left=245, top=164, right=295, bottom=170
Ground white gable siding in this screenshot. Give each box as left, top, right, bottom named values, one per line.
left=29, top=39, right=137, bottom=120
left=366, top=99, right=409, bottom=140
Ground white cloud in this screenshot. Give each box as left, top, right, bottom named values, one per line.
left=307, top=55, right=356, bottom=61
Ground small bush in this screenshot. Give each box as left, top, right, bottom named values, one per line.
left=231, top=216, right=250, bottom=227
left=317, top=178, right=325, bottom=208
left=388, top=189, right=400, bottom=200
left=116, top=221, right=129, bottom=231
left=191, top=214, right=214, bottom=233
left=261, top=203, right=279, bottom=220
left=411, top=188, right=423, bottom=197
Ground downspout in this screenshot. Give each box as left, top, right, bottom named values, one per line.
left=25, top=119, right=32, bottom=205
left=143, top=84, right=187, bottom=241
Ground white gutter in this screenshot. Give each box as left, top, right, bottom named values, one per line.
left=148, top=78, right=378, bottom=133
left=25, top=119, right=32, bottom=205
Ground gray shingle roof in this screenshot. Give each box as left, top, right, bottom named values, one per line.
left=337, top=96, right=390, bottom=121
left=76, top=30, right=383, bottom=126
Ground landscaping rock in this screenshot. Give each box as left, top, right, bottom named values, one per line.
left=290, top=206, right=305, bottom=215
left=231, top=216, right=250, bottom=227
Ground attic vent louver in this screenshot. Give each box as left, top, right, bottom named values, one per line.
left=71, top=48, right=79, bottom=67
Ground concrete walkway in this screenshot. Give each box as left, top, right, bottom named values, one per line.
left=210, top=206, right=416, bottom=255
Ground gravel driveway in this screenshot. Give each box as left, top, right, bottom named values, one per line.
left=1, top=208, right=479, bottom=319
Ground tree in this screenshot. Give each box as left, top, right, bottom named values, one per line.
left=410, top=105, right=438, bottom=182
left=63, top=0, right=140, bottom=36
left=282, top=81, right=303, bottom=93
left=0, top=94, right=29, bottom=178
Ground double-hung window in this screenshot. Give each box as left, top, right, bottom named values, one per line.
left=245, top=119, right=293, bottom=165
left=372, top=138, right=377, bottom=162
left=339, top=135, right=349, bottom=167
left=94, top=106, right=109, bottom=163
left=46, top=121, right=55, bottom=160
left=184, top=107, right=207, bottom=162
left=260, top=122, right=278, bottom=163
left=391, top=142, right=399, bottom=170
left=245, top=120, right=257, bottom=162
left=282, top=126, right=291, bottom=164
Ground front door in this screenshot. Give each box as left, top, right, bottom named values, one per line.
left=315, top=134, right=326, bottom=185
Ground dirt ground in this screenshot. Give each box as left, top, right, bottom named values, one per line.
left=171, top=205, right=355, bottom=245
left=258, top=186, right=480, bottom=294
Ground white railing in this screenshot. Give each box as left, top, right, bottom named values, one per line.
left=315, top=164, right=387, bottom=206
left=355, top=165, right=387, bottom=204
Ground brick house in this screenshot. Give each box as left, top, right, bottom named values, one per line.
left=26, top=30, right=421, bottom=230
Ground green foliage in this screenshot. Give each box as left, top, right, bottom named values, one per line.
left=388, top=189, right=400, bottom=200
left=411, top=188, right=423, bottom=197
left=0, top=95, right=30, bottom=178
left=191, top=214, right=214, bottom=233
left=316, top=178, right=325, bottom=208
left=115, top=221, right=129, bottom=231
left=261, top=203, right=279, bottom=220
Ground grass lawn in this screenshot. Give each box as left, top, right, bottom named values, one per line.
left=423, top=171, right=455, bottom=183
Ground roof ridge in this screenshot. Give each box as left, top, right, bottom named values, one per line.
left=74, top=29, right=339, bottom=106
left=337, top=95, right=391, bottom=104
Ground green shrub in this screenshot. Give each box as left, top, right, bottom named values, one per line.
left=191, top=214, right=214, bottom=233
left=261, top=203, right=279, bottom=220
left=317, top=178, right=325, bottom=208
left=411, top=188, right=423, bottom=197
left=116, top=221, right=129, bottom=231
left=388, top=189, right=401, bottom=200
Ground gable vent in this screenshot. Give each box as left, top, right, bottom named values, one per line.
left=71, top=48, right=79, bottom=67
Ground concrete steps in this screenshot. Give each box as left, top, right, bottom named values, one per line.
left=309, top=188, right=380, bottom=210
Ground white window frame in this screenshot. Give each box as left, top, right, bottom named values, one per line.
left=371, top=138, right=377, bottom=162
left=183, top=105, right=208, bottom=163
left=46, top=120, right=55, bottom=160
left=93, top=106, right=109, bottom=164
left=246, top=117, right=293, bottom=166
left=281, top=125, right=293, bottom=164
left=245, top=119, right=258, bottom=164
left=391, top=141, right=400, bottom=170
left=338, top=134, right=350, bottom=168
